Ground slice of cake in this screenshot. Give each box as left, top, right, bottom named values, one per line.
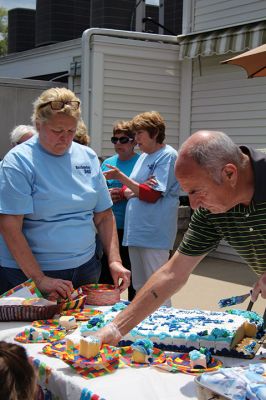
left=79, top=336, right=101, bottom=359
left=131, top=339, right=154, bottom=364
left=189, top=349, right=207, bottom=369
left=59, top=316, right=77, bottom=330
left=66, top=333, right=81, bottom=352
left=25, top=327, right=50, bottom=341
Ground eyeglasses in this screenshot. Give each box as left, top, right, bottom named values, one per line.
left=111, top=136, right=134, bottom=144
left=39, top=100, right=80, bottom=110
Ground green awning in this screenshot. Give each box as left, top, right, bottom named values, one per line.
left=178, top=21, right=266, bottom=60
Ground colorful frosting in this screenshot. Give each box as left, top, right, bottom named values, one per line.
left=25, top=327, right=50, bottom=341
left=131, top=339, right=153, bottom=355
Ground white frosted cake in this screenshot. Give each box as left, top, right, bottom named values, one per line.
left=80, top=302, right=264, bottom=356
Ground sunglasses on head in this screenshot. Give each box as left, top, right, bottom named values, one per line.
left=111, top=136, right=134, bottom=144
left=39, top=100, right=80, bottom=110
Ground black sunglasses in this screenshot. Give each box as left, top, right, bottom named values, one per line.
left=111, top=136, right=134, bottom=144
left=39, top=100, right=80, bottom=110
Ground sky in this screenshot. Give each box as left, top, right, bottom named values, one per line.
left=0, top=0, right=158, bottom=11
left=0, top=0, right=36, bottom=10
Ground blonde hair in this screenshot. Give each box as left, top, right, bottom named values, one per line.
left=130, top=111, right=165, bottom=143
left=73, top=119, right=90, bottom=146
left=0, top=341, right=37, bottom=400
left=31, top=87, right=81, bottom=127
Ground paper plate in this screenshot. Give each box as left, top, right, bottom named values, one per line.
left=119, top=346, right=165, bottom=368
left=15, top=329, right=66, bottom=344
left=32, top=319, right=67, bottom=331
left=152, top=353, right=223, bottom=375
left=43, top=340, right=120, bottom=379
left=43, top=340, right=119, bottom=367
left=60, top=308, right=102, bottom=321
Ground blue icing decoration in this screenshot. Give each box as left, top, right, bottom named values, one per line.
left=111, top=302, right=128, bottom=312
left=189, top=350, right=202, bottom=361
left=187, top=333, right=198, bottom=341
left=131, top=339, right=153, bottom=355
left=211, top=328, right=230, bottom=338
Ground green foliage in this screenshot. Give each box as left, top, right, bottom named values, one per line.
left=0, top=7, right=7, bottom=56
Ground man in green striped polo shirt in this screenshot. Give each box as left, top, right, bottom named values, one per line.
left=90, top=130, right=266, bottom=345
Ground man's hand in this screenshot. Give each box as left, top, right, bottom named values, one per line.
left=251, top=272, right=266, bottom=302
left=109, top=261, right=131, bottom=292
left=94, top=322, right=122, bottom=346
left=35, top=275, right=74, bottom=300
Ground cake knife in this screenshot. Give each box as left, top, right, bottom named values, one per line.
left=218, top=292, right=251, bottom=308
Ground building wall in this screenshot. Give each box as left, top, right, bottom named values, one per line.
left=191, top=0, right=266, bottom=32
left=0, top=79, right=64, bottom=159
left=0, top=39, right=81, bottom=79
left=84, top=35, right=181, bottom=157
left=189, top=53, right=266, bottom=261
left=190, top=54, right=266, bottom=147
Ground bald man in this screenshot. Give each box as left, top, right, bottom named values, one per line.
left=94, top=130, right=266, bottom=345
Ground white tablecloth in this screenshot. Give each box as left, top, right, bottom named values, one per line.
left=0, top=319, right=265, bottom=400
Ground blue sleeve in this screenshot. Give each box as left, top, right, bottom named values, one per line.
left=0, top=161, right=34, bottom=215
left=152, top=153, right=178, bottom=195
left=93, top=162, right=113, bottom=213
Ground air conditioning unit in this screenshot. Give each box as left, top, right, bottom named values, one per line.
left=90, top=0, right=136, bottom=30
left=8, top=8, right=36, bottom=53
left=35, top=0, right=90, bottom=47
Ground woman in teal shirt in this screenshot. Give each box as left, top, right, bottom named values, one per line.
left=100, top=121, right=139, bottom=300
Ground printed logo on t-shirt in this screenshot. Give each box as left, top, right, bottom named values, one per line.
left=75, top=165, right=91, bottom=174
left=147, top=162, right=155, bottom=175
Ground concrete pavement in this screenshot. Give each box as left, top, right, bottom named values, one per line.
left=122, top=256, right=265, bottom=316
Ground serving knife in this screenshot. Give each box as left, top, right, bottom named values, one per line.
left=218, top=292, right=251, bottom=308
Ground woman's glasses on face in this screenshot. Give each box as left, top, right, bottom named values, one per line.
left=39, top=100, right=80, bottom=110
left=111, top=136, right=134, bottom=144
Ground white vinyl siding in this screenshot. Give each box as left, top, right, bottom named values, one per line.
left=0, top=39, right=81, bottom=79
left=89, top=37, right=181, bottom=158
left=190, top=53, right=266, bottom=261
left=191, top=54, right=266, bottom=147
left=192, top=0, right=266, bottom=32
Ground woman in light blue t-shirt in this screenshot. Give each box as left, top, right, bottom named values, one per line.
left=0, top=88, right=130, bottom=299
left=103, top=111, right=180, bottom=306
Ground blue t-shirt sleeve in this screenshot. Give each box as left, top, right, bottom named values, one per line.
left=0, top=163, right=34, bottom=215
left=93, top=164, right=113, bottom=213
left=152, top=153, right=178, bottom=195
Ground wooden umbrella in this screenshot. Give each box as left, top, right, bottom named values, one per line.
left=221, top=43, right=266, bottom=78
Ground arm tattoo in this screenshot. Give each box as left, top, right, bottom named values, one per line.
left=151, top=290, right=158, bottom=299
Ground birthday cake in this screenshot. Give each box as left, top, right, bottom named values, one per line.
left=80, top=302, right=264, bottom=356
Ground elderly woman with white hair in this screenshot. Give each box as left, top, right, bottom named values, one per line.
left=9, top=124, right=37, bottom=147
left=0, top=87, right=130, bottom=299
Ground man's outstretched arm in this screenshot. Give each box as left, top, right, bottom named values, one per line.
left=96, top=251, right=206, bottom=345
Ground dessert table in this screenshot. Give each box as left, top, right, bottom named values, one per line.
left=0, top=314, right=265, bottom=400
